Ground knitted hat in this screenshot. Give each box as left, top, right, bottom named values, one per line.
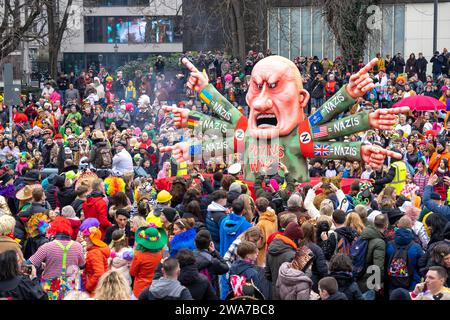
left=161, top=208, right=180, bottom=223
left=283, top=222, right=304, bottom=242
left=229, top=182, right=242, bottom=193
left=61, top=206, right=76, bottom=218
left=54, top=134, right=63, bottom=140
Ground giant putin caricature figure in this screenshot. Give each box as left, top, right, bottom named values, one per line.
left=161, top=56, right=409, bottom=182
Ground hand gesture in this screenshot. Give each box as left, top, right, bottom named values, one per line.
left=368, top=107, right=410, bottom=130
left=279, top=162, right=288, bottom=173
left=329, top=183, right=339, bottom=192
left=414, top=282, right=426, bottom=295
left=159, top=142, right=190, bottom=163
left=208, top=241, right=215, bottom=253
left=320, top=231, right=328, bottom=241
left=346, top=58, right=378, bottom=99
left=428, top=174, right=439, bottom=186
left=161, top=105, right=189, bottom=128
left=182, top=58, right=209, bottom=93
left=313, top=182, right=323, bottom=191
left=361, top=145, right=402, bottom=170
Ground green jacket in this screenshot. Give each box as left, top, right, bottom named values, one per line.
left=186, top=84, right=371, bottom=182
left=358, top=224, right=386, bottom=292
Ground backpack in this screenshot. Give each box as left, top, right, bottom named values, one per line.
left=387, top=241, right=413, bottom=289
left=98, top=147, right=112, bottom=168
left=335, top=234, right=353, bottom=256
left=350, top=237, right=369, bottom=280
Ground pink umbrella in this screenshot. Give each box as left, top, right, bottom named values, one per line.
left=393, top=95, right=446, bottom=111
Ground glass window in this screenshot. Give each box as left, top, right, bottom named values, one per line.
left=279, top=8, right=290, bottom=58
left=311, top=8, right=322, bottom=58
left=268, top=8, right=279, bottom=55
left=84, top=16, right=181, bottom=44
left=393, top=4, right=405, bottom=56
left=301, top=7, right=311, bottom=57
left=290, top=8, right=301, bottom=58
left=381, top=5, right=393, bottom=57
left=323, top=25, right=334, bottom=60
left=84, top=0, right=149, bottom=7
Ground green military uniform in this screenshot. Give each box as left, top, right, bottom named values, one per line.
left=184, top=83, right=371, bottom=182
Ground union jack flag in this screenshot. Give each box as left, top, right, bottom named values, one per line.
left=314, top=144, right=330, bottom=157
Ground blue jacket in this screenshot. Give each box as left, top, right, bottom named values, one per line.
left=219, top=214, right=252, bottom=257
left=422, top=185, right=450, bottom=221
left=169, top=228, right=197, bottom=257
left=386, top=228, right=424, bottom=291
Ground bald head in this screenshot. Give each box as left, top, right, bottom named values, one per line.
left=251, top=56, right=303, bottom=90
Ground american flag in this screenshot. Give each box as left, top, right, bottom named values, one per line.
left=314, top=144, right=330, bottom=157
left=312, top=126, right=328, bottom=138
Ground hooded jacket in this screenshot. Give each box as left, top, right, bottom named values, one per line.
left=169, top=228, right=197, bottom=257
left=329, top=271, right=364, bottom=300
left=276, top=261, right=313, bottom=300
left=265, top=234, right=297, bottom=299
left=219, top=213, right=252, bottom=256
left=206, top=202, right=227, bottom=248
left=358, top=224, right=386, bottom=291
left=194, top=249, right=229, bottom=295
left=179, top=264, right=218, bottom=300
left=82, top=191, right=111, bottom=238
left=386, top=228, right=424, bottom=291
left=83, top=245, right=111, bottom=294
left=139, top=278, right=192, bottom=300
left=256, top=210, right=278, bottom=266
left=229, top=259, right=271, bottom=299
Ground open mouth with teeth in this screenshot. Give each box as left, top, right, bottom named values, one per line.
left=256, top=113, right=278, bottom=128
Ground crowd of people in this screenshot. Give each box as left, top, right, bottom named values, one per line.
left=0, top=47, right=449, bottom=301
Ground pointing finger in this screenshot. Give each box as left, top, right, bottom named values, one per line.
left=358, top=58, right=378, bottom=76
left=182, top=58, right=199, bottom=73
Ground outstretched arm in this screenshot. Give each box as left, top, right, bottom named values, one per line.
left=311, top=141, right=401, bottom=170
left=312, top=107, right=410, bottom=141
left=182, top=58, right=242, bottom=125
left=309, top=58, right=379, bottom=126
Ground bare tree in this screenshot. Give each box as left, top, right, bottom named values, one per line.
left=319, top=0, right=381, bottom=66
left=0, top=0, right=45, bottom=62
left=185, top=0, right=269, bottom=59
left=45, top=0, right=74, bottom=78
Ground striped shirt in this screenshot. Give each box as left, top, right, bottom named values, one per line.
left=29, top=239, right=85, bottom=280
left=414, top=173, right=429, bottom=194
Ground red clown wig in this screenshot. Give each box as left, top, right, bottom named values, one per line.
left=47, top=216, right=73, bottom=237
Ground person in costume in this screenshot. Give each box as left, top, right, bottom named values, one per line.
left=129, top=224, right=167, bottom=298
left=161, top=56, right=410, bottom=183
left=28, top=216, right=85, bottom=300
left=82, top=226, right=110, bottom=296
